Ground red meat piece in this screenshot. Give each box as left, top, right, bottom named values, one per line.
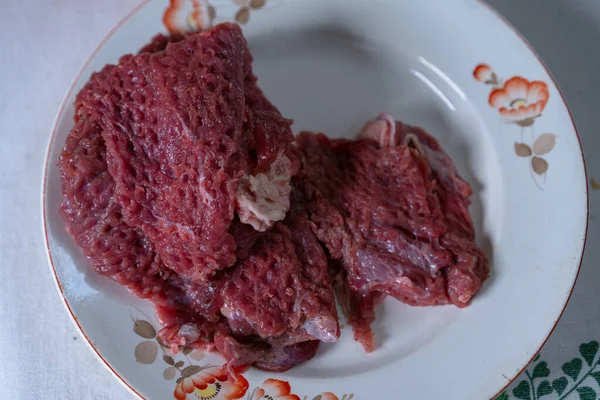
left=85, top=23, right=293, bottom=281
left=293, top=113, right=489, bottom=351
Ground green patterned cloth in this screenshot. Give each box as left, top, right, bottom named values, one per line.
left=499, top=344, right=600, bottom=400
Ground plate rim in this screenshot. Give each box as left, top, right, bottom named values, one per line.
left=40, top=1, right=590, bottom=399
left=474, top=0, right=590, bottom=395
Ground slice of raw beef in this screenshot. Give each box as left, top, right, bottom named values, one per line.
left=214, top=196, right=340, bottom=372
left=58, top=29, right=337, bottom=372
left=58, top=34, right=223, bottom=344
left=87, top=23, right=294, bottom=281
left=293, top=113, right=489, bottom=351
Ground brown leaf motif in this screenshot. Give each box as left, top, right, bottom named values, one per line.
left=235, top=0, right=266, bottom=8
left=175, top=360, right=185, bottom=368
left=592, top=178, right=600, bottom=190
left=163, top=354, right=175, bottom=365
left=135, top=341, right=158, bottom=364
left=163, top=366, right=177, bottom=380
left=181, top=365, right=202, bottom=378
left=251, top=0, right=267, bottom=8
left=189, top=350, right=205, bottom=361
left=533, top=133, right=556, bottom=155
left=514, top=143, right=532, bottom=157
left=235, top=7, right=250, bottom=23
left=532, top=156, right=549, bottom=175
left=133, top=319, right=156, bottom=339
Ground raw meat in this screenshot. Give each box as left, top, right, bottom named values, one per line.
left=220, top=223, right=338, bottom=344
left=58, top=26, right=337, bottom=372
left=87, top=23, right=293, bottom=281
left=214, top=331, right=320, bottom=373
left=58, top=35, right=223, bottom=343
left=214, top=195, right=339, bottom=371
left=293, top=113, right=489, bottom=351
left=58, top=22, right=487, bottom=373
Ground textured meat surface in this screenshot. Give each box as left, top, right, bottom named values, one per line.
left=87, top=23, right=293, bottom=281
left=220, top=223, right=338, bottom=344
left=58, top=23, right=487, bottom=372
left=58, top=35, right=222, bottom=345
left=58, top=27, right=330, bottom=371
left=294, top=114, right=489, bottom=351
left=215, top=197, right=339, bottom=371
left=214, top=330, right=320, bottom=373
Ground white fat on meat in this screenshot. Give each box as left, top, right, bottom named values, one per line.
left=235, top=152, right=293, bottom=231
left=177, top=323, right=200, bottom=344
left=359, top=112, right=425, bottom=154
left=360, top=112, right=397, bottom=148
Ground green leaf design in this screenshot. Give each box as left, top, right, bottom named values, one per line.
left=513, top=380, right=531, bottom=400
left=536, top=380, right=553, bottom=398
left=563, top=358, right=583, bottom=381
left=580, top=341, right=599, bottom=367
left=533, top=361, right=551, bottom=379
left=590, top=371, right=600, bottom=386
left=552, top=377, right=568, bottom=396
left=533, top=354, right=541, bottom=362
left=576, top=386, right=597, bottom=400
left=496, top=392, right=510, bottom=400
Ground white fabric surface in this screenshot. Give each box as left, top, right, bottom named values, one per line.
left=0, top=0, right=597, bottom=399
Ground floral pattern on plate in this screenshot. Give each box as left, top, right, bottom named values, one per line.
left=130, top=315, right=352, bottom=400
left=164, top=0, right=216, bottom=32
left=174, top=366, right=248, bottom=400
left=474, top=63, right=557, bottom=190
left=163, top=0, right=273, bottom=31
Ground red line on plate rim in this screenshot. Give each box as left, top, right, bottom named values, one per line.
left=40, top=1, right=590, bottom=400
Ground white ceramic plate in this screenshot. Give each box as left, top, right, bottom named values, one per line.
left=42, top=1, right=588, bottom=399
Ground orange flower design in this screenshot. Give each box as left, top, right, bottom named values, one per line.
left=251, top=379, right=300, bottom=400
left=473, top=63, right=557, bottom=189
left=473, top=63, right=495, bottom=83
left=173, top=366, right=248, bottom=400
left=319, top=393, right=339, bottom=400
left=489, top=76, right=549, bottom=126
left=163, top=0, right=214, bottom=33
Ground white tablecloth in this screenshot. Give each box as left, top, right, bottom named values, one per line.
left=1, top=1, right=598, bottom=399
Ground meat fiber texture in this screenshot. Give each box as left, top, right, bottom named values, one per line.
left=58, top=30, right=226, bottom=351
left=214, top=183, right=340, bottom=372
left=58, top=25, right=337, bottom=372
left=81, top=23, right=294, bottom=281
left=293, top=113, right=489, bottom=352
